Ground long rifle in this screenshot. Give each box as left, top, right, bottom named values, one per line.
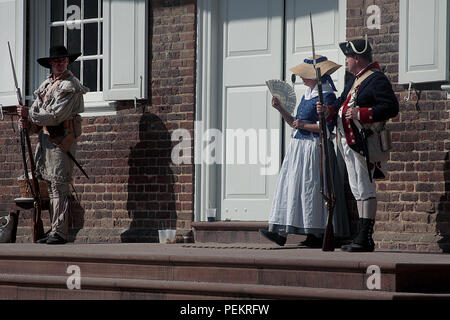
left=8, top=41, right=45, bottom=242
left=309, top=14, right=335, bottom=251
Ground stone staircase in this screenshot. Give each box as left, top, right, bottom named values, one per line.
left=0, top=243, right=449, bottom=299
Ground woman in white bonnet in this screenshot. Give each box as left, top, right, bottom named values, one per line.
left=260, top=55, right=350, bottom=248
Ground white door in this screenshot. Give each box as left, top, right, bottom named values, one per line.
left=214, top=0, right=346, bottom=221
left=219, top=0, right=284, bottom=221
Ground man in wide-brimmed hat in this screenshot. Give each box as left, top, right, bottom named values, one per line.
left=317, top=37, right=399, bottom=252
left=260, top=55, right=350, bottom=248
left=17, top=45, right=88, bottom=245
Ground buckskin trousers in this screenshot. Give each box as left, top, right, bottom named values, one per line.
left=48, top=181, right=70, bottom=240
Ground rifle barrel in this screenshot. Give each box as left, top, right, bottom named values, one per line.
left=310, top=13, right=336, bottom=251
left=7, top=41, right=23, bottom=105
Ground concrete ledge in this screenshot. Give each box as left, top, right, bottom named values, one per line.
left=0, top=245, right=396, bottom=273
left=1, top=273, right=449, bottom=300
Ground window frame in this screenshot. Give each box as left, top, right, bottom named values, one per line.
left=50, top=0, right=104, bottom=93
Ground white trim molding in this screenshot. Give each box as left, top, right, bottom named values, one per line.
left=195, top=0, right=220, bottom=222
left=82, top=100, right=117, bottom=117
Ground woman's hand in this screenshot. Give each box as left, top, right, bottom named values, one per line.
left=292, top=119, right=304, bottom=130
left=316, top=102, right=330, bottom=118
left=272, top=97, right=281, bottom=110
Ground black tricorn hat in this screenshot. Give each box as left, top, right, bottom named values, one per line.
left=339, top=37, right=372, bottom=56
left=37, top=45, right=81, bottom=69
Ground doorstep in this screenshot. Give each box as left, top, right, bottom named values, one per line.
left=191, top=221, right=307, bottom=245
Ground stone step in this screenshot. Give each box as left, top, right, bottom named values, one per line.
left=0, top=244, right=449, bottom=299
left=1, top=273, right=449, bottom=300
left=192, top=221, right=309, bottom=245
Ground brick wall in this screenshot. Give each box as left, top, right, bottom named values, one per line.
left=347, top=0, right=450, bottom=252
left=0, top=0, right=196, bottom=243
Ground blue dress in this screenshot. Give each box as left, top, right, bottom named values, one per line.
left=268, top=89, right=350, bottom=237
left=293, top=93, right=335, bottom=140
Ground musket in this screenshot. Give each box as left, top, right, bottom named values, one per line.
left=8, top=41, right=45, bottom=242
left=309, top=13, right=336, bottom=251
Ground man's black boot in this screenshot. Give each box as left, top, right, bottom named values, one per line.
left=46, top=233, right=67, bottom=245
left=341, top=218, right=375, bottom=252
left=259, top=229, right=286, bottom=246
left=36, top=229, right=51, bottom=244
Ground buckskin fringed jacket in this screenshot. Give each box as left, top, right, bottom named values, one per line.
left=29, top=70, right=88, bottom=184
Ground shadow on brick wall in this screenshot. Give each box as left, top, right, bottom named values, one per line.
left=68, top=191, right=85, bottom=242
left=437, top=152, right=450, bottom=253
left=121, top=112, right=177, bottom=242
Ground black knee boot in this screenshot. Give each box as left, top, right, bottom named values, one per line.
left=341, top=218, right=375, bottom=252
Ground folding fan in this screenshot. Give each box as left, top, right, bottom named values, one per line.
left=266, top=79, right=297, bottom=115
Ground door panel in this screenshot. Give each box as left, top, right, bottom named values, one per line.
left=220, top=0, right=283, bottom=221
left=225, top=87, right=269, bottom=197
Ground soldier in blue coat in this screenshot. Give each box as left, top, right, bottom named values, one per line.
left=317, top=37, right=399, bottom=252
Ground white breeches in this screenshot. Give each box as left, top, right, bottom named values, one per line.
left=339, top=136, right=377, bottom=201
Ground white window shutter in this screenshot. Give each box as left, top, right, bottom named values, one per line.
left=103, top=0, right=148, bottom=101
left=0, top=0, right=25, bottom=107
left=399, top=0, right=448, bottom=84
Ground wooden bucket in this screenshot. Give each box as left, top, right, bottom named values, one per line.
left=17, top=175, right=49, bottom=199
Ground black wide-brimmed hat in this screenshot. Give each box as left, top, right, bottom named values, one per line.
left=37, top=45, right=81, bottom=69
left=339, top=36, right=372, bottom=56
